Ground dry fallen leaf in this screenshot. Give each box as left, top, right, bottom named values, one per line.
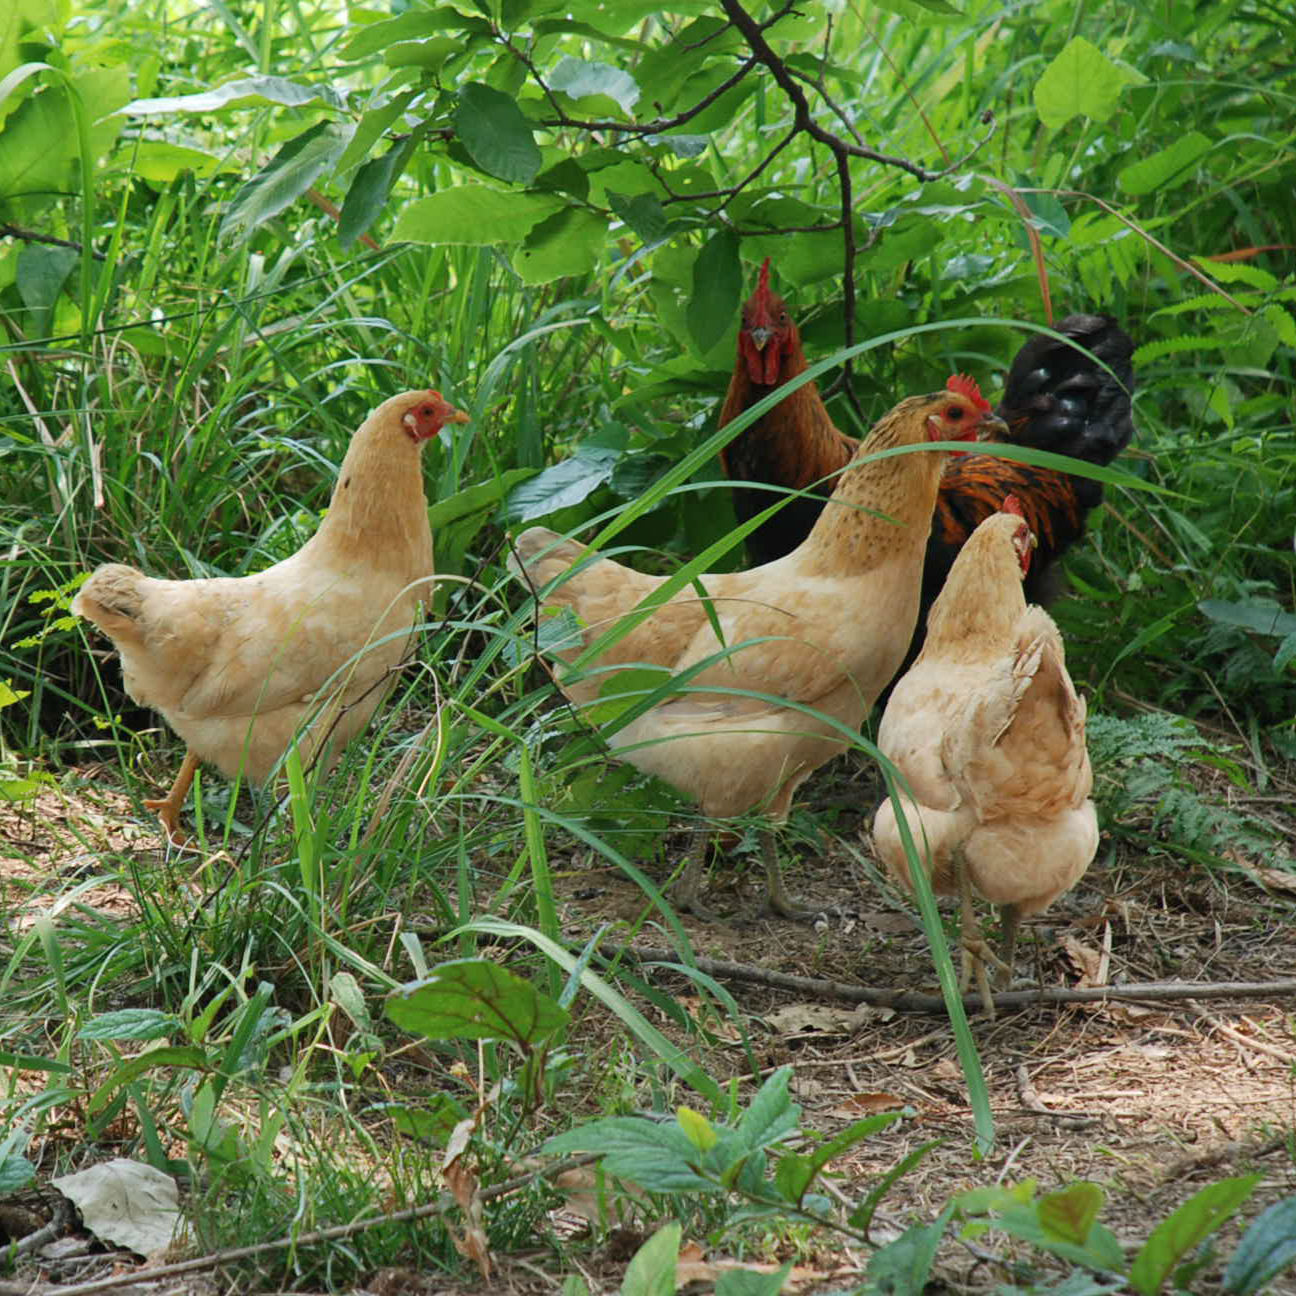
left=829, top=1091, right=907, bottom=1120
left=51, top=1159, right=182, bottom=1258
left=763, top=1002, right=873, bottom=1037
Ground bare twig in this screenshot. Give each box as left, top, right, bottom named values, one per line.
left=611, top=944, right=1296, bottom=1015
left=0, top=221, right=105, bottom=260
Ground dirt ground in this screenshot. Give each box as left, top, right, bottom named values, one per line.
left=3, top=766, right=1295, bottom=1295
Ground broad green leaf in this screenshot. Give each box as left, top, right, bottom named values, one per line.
left=550, top=55, right=640, bottom=114
left=220, top=120, right=353, bottom=243
left=456, top=81, right=540, bottom=185
left=867, top=1207, right=956, bottom=1295
left=1118, top=131, right=1212, bottom=194
left=622, top=1222, right=680, bottom=1296
left=716, top=1264, right=794, bottom=1296
left=1130, top=1175, right=1260, bottom=1295
left=16, top=243, right=75, bottom=336
left=77, top=1009, right=181, bottom=1042
left=1034, top=37, right=1147, bottom=129
left=609, top=190, right=668, bottom=241
left=735, top=1066, right=801, bottom=1150
left=1040, top=1182, right=1105, bottom=1245
left=129, top=139, right=222, bottom=182
left=687, top=228, right=741, bottom=354
left=0, top=81, right=74, bottom=219
left=513, top=206, right=605, bottom=285
left=1198, top=599, right=1296, bottom=639
left=336, top=88, right=419, bottom=173
left=385, top=958, right=568, bottom=1047
left=504, top=446, right=619, bottom=521
left=992, top=1201, right=1125, bottom=1272
left=543, top=1118, right=718, bottom=1193
left=339, top=143, right=405, bottom=247
left=340, top=10, right=457, bottom=60
left=392, top=185, right=561, bottom=245
left=1223, top=1196, right=1296, bottom=1294
left=384, top=37, right=464, bottom=72
left=427, top=469, right=538, bottom=530
left=1275, top=632, right=1296, bottom=672
left=586, top=667, right=675, bottom=727
left=121, top=75, right=345, bottom=116
left=0, top=1150, right=35, bottom=1194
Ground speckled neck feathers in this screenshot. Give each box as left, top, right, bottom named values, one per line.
left=922, top=514, right=1028, bottom=659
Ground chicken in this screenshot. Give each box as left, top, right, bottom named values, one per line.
left=73, top=389, right=469, bottom=842
left=870, top=498, right=1098, bottom=1015
left=512, top=379, right=1003, bottom=919
left=719, top=259, right=1135, bottom=650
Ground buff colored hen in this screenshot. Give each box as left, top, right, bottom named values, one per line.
left=74, top=389, right=468, bottom=841
left=512, top=379, right=1003, bottom=919
left=872, top=499, right=1098, bottom=1014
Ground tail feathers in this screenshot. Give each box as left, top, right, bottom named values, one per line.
left=72, top=564, right=148, bottom=644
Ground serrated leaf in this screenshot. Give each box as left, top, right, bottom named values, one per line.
left=735, top=1065, right=801, bottom=1150
left=221, top=120, right=352, bottom=243
left=77, top=1009, right=181, bottom=1042
left=1118, top=132, right=1212, bottom=195
left=122, top=75, right=345, bottom=116
left=1034, top=37, right=1146, bottom=130
left=513, top=206, right=605, bottom=285
left=392, top=185, right=561, bottom=245
left=504, top=447, right=619, bottom=521
left=455, top=81, right=540, bottom=185
left=1130, top=1175, right=1260, bottom=1295
left=550, top=55, right=640, bottom=114
left=687, top=228, right=741, bottom=354
left=543, top=1118, right=718, bottom=1193
left=386, top=958, right=568, bottom=1048
left=1223, top=1196, right=1296, bottom=1294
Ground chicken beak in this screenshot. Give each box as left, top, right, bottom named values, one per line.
left=747, top=324, right=774, bottom=351
left=445, top=406, right=471, bottom=425
left=977, top=413, right=1009, bottom=442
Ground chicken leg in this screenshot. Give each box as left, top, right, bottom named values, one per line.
left=670, top=825, right=728, bottom=922
left=758, top=828, right=823, bottom=921
left=956, top=849, right=1011, bottom=1018
left=142, top=749, right=199, bottom=845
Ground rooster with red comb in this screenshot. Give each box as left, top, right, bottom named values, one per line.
left=715, top=257, right=1135, bottom=686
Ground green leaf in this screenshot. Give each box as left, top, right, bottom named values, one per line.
left=609, top=190, right=668, bottom=242
left=543, top=1118, right=719, bottom=1194
left=1223, top=1196, right=1296, bottom=1294
left=992, top=1201, right=1125, bottom=1273
left=392, top=185, right=561, bottom=245
left=77, top=1009, right=181, bottom=1042
left=220, top=120, right=352, bottom=243
left=455, top=81, right=540, bottom=185
left=1274, top=632, right=1296, bottom=673
left=715, top=1264, right=793, bottom=1296
left=339, top=11, right=459, bottom=60
left=1130, top=1175, right=1261, bottom=1295
left=513, top=206, right=606, bottom=285
left=122, top=75, right=346, bottom=116
left=504, top=446, right=619, bottom=521
left=676, top=1106, right=717, bottom=1151
left=687, top=228, right=741, bottom=354
left=735, top=1066, right=801, bottom=1151
left=867, top=1207, right=956, bottom=1295
left=621, top=1222, right=680, bottom=1296
left=1118, top=131, right=1213, bottom=195
left=550, top=55, right=640, bottom=114
left=428, top=469, right=538, bottom=530
left=1198, top=599, right=1296, bottom=639
left=15, top=243, right=74, bottom=335
left=385, top=958, right=569, bottom=1048
left=339, top=143, right=405, bottom=247
left=1040, top=1182, right=1105, bottom=1245
left=0, top=78, right=75, bottom=220
left=86, top=1046, right=212, bottom=1115
left=1034, top=36, right=1146, bottom=129
left=129, top=139, right=223, bottom=182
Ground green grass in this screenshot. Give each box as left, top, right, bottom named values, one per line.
left=2, top=0, right=1295, bottom=1288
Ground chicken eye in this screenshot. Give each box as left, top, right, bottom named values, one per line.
left=945, top=405, right=964, bottom=420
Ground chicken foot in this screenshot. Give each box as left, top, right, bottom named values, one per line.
left=956, top=850, right=1012, bottom=1018
left=142, top=749, right=199, bottom=846
left=669, top=825, right=730, bottom=923
left=757, top=827, right=826, bottom=922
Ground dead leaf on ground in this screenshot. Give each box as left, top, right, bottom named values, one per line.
left=51, top=1158, right=182, bottom=1258
left=829, top=1091, right=907, bottom=1120
left=763, top=1002, right=873, bottom=1037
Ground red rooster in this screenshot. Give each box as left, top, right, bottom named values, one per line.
left=718, top=260, right=1136, bottom=649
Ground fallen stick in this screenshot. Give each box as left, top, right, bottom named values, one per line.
left=609, top=945, right=1296, bottom=1014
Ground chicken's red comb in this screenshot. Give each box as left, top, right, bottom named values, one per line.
left=1002, top=494, right=1025, bottom=517
left=754, top=257, right=772, bottom=303
left=946, top=373, right=990, bottom=411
